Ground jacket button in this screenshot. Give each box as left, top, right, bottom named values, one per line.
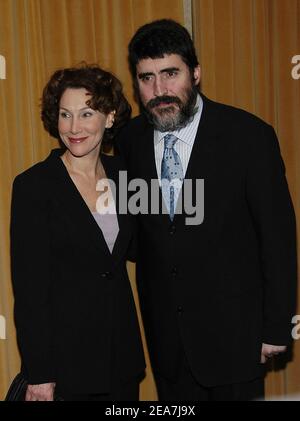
left=171, top=267, right=178, bottom=276
left=100, top=271, right=113, bottom=279
left=169, top=224, right=176, bottom=234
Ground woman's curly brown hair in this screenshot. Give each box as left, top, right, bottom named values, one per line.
left=41, top=63, right=131, bottom=152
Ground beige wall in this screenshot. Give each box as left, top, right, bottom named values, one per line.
left=193, top=0, right=300, bottom=398
left=0, top=0, right=185, bottom=401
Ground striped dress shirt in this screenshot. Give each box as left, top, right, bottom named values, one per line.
left=154, top=94, right=203, bottom=211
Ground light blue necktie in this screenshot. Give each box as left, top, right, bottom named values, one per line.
left=161, top=134, right=184, bottom=220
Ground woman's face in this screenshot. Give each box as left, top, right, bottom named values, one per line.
left=58, top=88, right=114, bottom=157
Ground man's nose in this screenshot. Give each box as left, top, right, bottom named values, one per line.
left=153, top=77, right=168, bottom=97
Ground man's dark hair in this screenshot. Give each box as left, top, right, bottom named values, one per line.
left=128, top=19, right=199, bottom=78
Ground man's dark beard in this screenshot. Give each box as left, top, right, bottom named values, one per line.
left=142, top=85, right=198, bottom=132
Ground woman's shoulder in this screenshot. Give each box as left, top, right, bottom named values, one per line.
left=12, top=163, right=50, bottom=204
left=13, top=150, right=61, bottom=191
left=13, top=161, right=47, bottom=188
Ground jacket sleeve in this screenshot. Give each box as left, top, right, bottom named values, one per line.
left=10, top=174, right=55, bottom=384
left=246, top=123, right=297, bottom=345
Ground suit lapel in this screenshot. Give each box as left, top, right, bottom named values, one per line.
left=100, top=154, right=132, bottom=265
left=44, top=150, right=131, bottom=262
left=184, top=95, right=220, bottom=181
left=174, top=95, right=221, bottom=223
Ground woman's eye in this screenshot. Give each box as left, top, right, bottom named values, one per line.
left=60, top=112, right=70, bottom=118
left=82, top=112, right=93, bottom=117
left=140, top=75, right=153, bottom=83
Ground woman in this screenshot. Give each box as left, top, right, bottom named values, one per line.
left=10, top=64, right=145, bottom=401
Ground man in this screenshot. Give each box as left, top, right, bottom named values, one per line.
left=118, top=19, right=297, bottom=401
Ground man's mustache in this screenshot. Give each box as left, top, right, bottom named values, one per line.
left=147, top=96, right=182, bottom=109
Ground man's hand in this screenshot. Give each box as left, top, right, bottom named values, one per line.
left=25, top=382, right=56, bottom=401
left=260, top=343, right=287, bottom=364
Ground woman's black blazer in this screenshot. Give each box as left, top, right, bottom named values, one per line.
left=10, top=148, right=145, bottom=394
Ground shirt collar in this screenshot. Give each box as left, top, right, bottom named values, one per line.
left=154, top=94, right=203, bottom=146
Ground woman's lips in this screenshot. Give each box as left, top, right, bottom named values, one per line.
left=68, top=136, right=88, bottom=144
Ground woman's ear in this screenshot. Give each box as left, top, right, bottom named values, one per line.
left=105, top=110, right=116, bottom=128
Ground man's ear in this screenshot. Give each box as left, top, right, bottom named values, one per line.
left=193, top=65, right=201, bottom=86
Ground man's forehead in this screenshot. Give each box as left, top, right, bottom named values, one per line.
left=136, top=54, right=186, bottom=72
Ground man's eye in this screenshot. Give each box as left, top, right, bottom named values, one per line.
left=166, top=71, right=177, bottom=78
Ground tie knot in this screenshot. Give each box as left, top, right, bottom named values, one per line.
left=164, top=134, right=178, bottom=149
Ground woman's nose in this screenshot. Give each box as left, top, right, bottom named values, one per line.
left=70, top=117, right=82, bottom=134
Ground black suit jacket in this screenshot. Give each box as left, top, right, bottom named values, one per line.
left=118, top=94, right=297, bottom=387
left=10, top=149, right=145, bottom=394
